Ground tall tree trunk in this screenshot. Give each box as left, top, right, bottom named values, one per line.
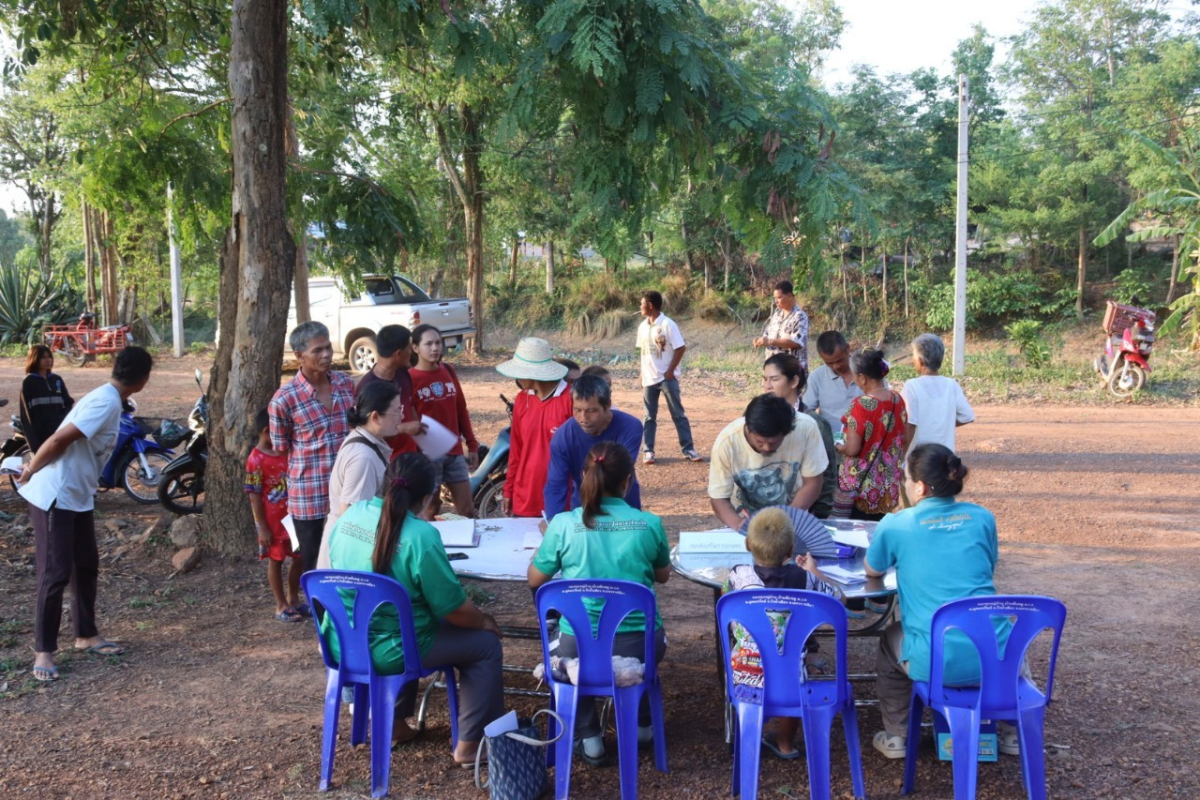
left=101, top=211, right=119, bottom=326
left=544, top=240, right=555, bottom=294
left=82, top=201, right=97, bottom=313
left=206, top=0, right=296, bottom=556
left=509, top=235, right=519, bottom=286
left=903, top=237, right=910, bottom=319
left=1165, top=233, right=1182, bottom=304
left=39, top=192, right=54, bottom=279
left=434, top=104, right=485, bottom=353
left=293, top=226, right=311, bottom=323
left=1076, top=225, right=1087, bottom=316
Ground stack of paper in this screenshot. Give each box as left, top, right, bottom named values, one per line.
left=818, top=564, right=868, bottom=585
left=827, top=527, right=872, bottom=549
left=432, top=519, right=479, bottom=548
left=678, top=529, right=747, bottom=554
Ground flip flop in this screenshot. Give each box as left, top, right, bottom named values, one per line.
left=275, top=608, right=303, bottom=623
left=455, top=749, right=486, bottom=769
left=32, top=664, right=59, bottom=682
left=391, top=728, right=419, bottom=750
left=80, top=642, right=125, bottom=656
left=762, top=733, right=801, bottom=760
left=294, top=602, right=313, bottom=618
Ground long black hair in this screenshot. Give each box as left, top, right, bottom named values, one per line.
left=371, top=453, right=436, bottom=573
left=580, top=441, right=634, bottom=529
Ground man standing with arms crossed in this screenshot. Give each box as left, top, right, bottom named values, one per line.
left=754, top=280, right=810, bottom=369
left=636, top=290, right=703, bottom=465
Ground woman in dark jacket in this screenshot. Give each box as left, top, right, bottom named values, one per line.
left=20, top=345, right=74, bottom=452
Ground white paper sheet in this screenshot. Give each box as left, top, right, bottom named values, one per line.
left=522, top=529, right=544, bottom=550
left=817, top=564, right=868, bottom=585
left=828, top=527, right=872, bottom=549
left=414, top=415, right=458, bottom=461
left=0, top=455, right=23, bottom=476
left=281, top=514, right=300, bottom=551
left=678, top=529, right=747, bottom=554
left=433, top=518, right=478, bottom=548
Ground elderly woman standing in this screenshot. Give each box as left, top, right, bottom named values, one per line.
left=20, top=345, right=74, bottom=453
left=316, top=381, right=404, bottom=570
left=901, top=333, right=974, bottom=454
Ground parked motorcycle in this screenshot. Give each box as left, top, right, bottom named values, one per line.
left=1095, top=299, right=1155, bottom=398
left=469, top=393, right=513, bottom=519
left=1, top=402, right=176, bottom=502
left=157, top=369, right=208, bottom=515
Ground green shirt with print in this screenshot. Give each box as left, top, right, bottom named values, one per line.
left=532, top=497, right=671, bottom=636
left=321, top=499, right=467, bottom=674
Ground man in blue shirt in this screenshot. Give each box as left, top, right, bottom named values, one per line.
left=543, top=374, right=643, bottom=515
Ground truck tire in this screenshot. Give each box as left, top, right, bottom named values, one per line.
left=349, top=336, right=379, bottom=374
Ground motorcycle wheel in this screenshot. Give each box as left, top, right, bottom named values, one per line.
left=119, top=450, right=172, bottom=504
left=61, top=337, right=86, bottom=367
left=473, top=476, right=507, bottom=520
left=158, top=469, right=206, bottom=515
left=1107, top=358, right=1146, bottom=398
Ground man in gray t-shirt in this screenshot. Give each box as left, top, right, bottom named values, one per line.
left=802, top=331, right=862, bottom=431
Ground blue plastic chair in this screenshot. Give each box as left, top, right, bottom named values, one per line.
left=901, top=595, right=1067, bottom=800
left=301, top=570, right=460, bottom=798
left=716, top=589, right=866, bottom=800
left=535, top=579, right=669, bottom=800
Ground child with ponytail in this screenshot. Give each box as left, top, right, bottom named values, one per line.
left=323, top=453, right=504, bottom=767
left=528, top=441, right=671, bottom=766
left=831, top=349, right=907, bottom=519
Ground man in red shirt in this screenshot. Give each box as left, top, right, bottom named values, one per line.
left=355, top=325, right=426, bottom=458
left=495, top=338, right=572, bottom=518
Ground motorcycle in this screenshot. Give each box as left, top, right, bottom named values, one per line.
left=1, top=402, right=177, bottom=503
left=1094, top=299, right=1155, bottom=398
left=157, top=369, right=208, bottom=515
left=469, top=393, right=513, bottom=519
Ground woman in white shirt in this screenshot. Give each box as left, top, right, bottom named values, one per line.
left=316, top=381, right=403, bottom=569
left=901, top=334, right=974, bottom=454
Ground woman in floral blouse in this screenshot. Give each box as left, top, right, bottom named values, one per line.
left=831, top=349, right=906, bottom=519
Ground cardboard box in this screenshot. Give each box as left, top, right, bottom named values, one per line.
left=933, top=715, right=998, bottom=762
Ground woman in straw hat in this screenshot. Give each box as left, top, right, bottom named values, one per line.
left=495, top=338, right=572, bottom=518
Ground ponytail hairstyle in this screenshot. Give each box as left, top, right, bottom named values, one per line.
left=850, top=348, right=890, bottom=381
left=347, top=380, right=399, bottom=429
left=580, top=441, right=634, bottom=529
left=371, top=452, right=436, bottom=573
left=907, top=443, right=969, bottom=498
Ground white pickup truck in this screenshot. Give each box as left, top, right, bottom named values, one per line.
left=287, top=274, right=476, bottom=372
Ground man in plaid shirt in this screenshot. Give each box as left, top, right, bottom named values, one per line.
left=754, top=279, right=810, bottom=370
left=269, top=321, right=356, bottom=582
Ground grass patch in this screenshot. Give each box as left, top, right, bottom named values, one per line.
left=0, top=619, right=29, bottom=649
left=463, top=583, right=494, bottom=607
left=128, top=596, right=163, bottom=609
left=134, top=621, right=154, bottom=632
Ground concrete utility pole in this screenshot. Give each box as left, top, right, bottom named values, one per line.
left=953, top=75, right=969, bottom=377
left=167, top=182, right=184, bottom=358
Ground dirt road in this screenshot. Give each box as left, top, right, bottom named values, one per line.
left=0, top=356, right=1197, bottom=798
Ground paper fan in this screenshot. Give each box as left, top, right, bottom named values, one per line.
left=739, top=505, right=838, bottom=558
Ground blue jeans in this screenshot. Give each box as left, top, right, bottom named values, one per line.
left=642, top=379, right=694, bottom=453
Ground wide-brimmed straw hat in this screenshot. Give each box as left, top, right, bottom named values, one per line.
left=496, top=337, right=569, bottom=381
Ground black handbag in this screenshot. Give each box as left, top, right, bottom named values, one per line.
left=474, top=709, right=564, bottom=800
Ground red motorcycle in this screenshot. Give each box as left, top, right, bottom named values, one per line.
left=1094, top=300, right=1155, bottom=398
left=42, top=311, right=134, bottom=366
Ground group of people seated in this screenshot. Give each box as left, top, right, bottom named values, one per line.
left=265, top=312, right=999, bottom=771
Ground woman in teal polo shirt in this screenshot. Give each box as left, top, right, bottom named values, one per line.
left=864, top=443, right=1014, bottom=760
left=324, top=453, right=504, bottom=767
left=528, top=441, right=671, bottom=766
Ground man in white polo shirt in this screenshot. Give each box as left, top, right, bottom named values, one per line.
left=636, top=290, right=703, bottom=465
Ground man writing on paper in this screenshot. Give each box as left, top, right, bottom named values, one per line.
left=708, top=394, right=828, bottom=531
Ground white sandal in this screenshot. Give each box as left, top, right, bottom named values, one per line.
left=873, top=730, right=907, bottom=759
left=996, top=721, right=1020, bottom=755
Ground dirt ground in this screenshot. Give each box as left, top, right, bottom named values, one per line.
left=0, top=353, right=1198, bottom=799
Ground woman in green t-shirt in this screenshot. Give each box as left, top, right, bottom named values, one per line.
left=528, top=441, right=671, bottom=766
left=324, top=453, right=504, bottom=767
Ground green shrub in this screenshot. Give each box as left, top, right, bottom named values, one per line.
left=1004, top=319, right=1052, bottom=368
left=1113, top=268, right=1152, bottom=305
left=0, top=258, right=83, bottom=344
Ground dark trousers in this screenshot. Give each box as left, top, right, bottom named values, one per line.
left=32, top=504, right=100, bottom=653
left=642, top=379, right=694, bottom=453
left=294, top=517, right=326, bottom=574
left=397, top=621, right=505, bottom=742
left=555, top=626, right=667, bottom=739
